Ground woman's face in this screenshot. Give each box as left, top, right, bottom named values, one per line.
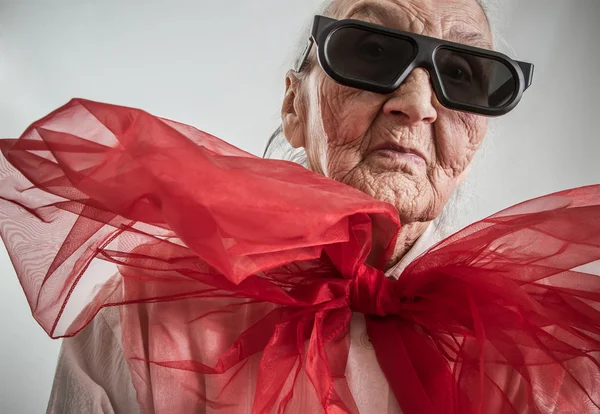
left=282, top=0, right=492, bottom=224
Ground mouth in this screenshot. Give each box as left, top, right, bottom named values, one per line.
left=368, top=143, right=427, bottom=166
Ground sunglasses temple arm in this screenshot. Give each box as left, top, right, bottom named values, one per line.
left=517, top=61, right=534, bottom=90
left=295, top=16, right=338, bottom=73
left=294, top=38, right=314, bottom=73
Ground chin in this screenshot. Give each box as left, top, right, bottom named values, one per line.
left=381, top=183, right=437, bottom=224
left=337, top=162, right=436, bottom=219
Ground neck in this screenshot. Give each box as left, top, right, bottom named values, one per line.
left=385, top=220, right=430, bottom=271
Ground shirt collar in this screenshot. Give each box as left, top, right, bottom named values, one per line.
left=384, top=224, right=440, bottom=280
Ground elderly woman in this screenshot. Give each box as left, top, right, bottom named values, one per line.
left=1, top=0, right=599, bottom=413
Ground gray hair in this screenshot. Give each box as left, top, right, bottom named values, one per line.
left=263, top=0, right=506, bottom=237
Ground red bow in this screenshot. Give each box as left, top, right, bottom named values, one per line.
left=1, top=99, right=599, bottom=413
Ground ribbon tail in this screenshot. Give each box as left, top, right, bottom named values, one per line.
left=367, top=316, right=467, bottom=414
left=253, top=307, right=356, bottom=414
left=305, top=309, right=358, bottom=414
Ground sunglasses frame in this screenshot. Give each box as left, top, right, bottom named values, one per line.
left=295, top=15, right=534, bottom=117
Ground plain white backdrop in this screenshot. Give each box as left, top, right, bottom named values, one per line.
left=0, top=1, right=599, bottom=412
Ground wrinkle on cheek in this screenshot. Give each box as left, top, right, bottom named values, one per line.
left=329, top=150, right=363, bottom=187
left=324, top=90, right=365, bottom=143
left=316, top=80, right=379, bottom=182
left=305, top=74, right=368, bottom=178
left=458, top=113, right=486, bottom=168
left=434, top=112, right=485, bottom=178
left=423, top=110, right=486, bottom=218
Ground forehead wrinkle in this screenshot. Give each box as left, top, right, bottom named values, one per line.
left=345, top=1, right=426, bottom=31
left=447, top=26, right=492, bottom=48
left=345, top=1, right=397, bottom=23
left=338, top=0, right=491, bottom=47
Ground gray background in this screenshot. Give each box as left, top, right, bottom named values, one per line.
left=0, top=1, right=598, bottom=412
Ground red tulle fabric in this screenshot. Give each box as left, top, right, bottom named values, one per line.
left=0, top=99, right=599, bottom=414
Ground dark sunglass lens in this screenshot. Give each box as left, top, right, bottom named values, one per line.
left=326, top=27, right=415, bottom=86
left=435, top=48, right=516, bottom=108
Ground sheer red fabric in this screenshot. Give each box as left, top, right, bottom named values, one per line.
left=0, top=99, right=599, bottom=413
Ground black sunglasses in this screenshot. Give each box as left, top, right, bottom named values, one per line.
left=295, top=16, right=534, bottom=117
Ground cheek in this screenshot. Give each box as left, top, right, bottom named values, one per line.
left=309, top=74, right=384, bottom=177
left=318, top=80, right=380, bottom=146
left=434, top=110, right=487, bottom=174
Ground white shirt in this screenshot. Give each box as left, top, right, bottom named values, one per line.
left=46, top=226, right=440, bottom=414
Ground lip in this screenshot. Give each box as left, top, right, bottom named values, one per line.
left=369, top=143, right=427, bottom=165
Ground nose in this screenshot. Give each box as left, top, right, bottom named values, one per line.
left=382, top=68, right=437, bottom=126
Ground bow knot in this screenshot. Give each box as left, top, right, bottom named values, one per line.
left=349, top=264, right=405, bottom=316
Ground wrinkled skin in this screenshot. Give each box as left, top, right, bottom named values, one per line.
left=281, top=0, right=492, bottom=266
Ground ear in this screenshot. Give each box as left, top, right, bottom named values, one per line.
left=281, top=70, right=306, bottom=148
